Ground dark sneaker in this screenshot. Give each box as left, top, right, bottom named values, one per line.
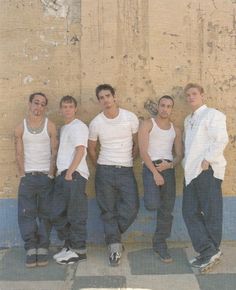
left=56, top=249, right=87, bottom=265
left=189, top=254, right=202, bottom=267
left=37, top=248, right=48, bottom=267
left=192, top=250, right=222, bottom=268
left=109, top=252, right=121, bottom=267
left=26, top=249, right=37, bottom=268
left=155, top=248, right=173, bottom=263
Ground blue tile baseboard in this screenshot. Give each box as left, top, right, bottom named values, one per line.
left=0, top=196, right=236, bottom=247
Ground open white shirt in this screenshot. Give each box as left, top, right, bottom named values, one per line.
left=183, top=104, right=228, bottom=186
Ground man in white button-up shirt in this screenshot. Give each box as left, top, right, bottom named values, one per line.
left=182, top=83, right=228, bottom=272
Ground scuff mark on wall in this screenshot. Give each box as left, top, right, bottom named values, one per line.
left=40, top=0, right=81, bottom=23
left=23, top=75, right=33, bottom=84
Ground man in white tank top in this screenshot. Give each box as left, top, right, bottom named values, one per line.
left=88, top=84, right=139, bottom=267
left=139, top=95, right=183, bottom=263
left=15, top=92, right=58, bottom=268
left=51, top=96, right=89, bottom=265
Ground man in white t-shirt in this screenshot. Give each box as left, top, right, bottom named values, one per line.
left=138, top=95, right=182, bottom=263
left=88, top=84, right=139, bottom=267
left=182, top=83, right=228, bottom=272
left=51, top=95, right=89, bottom=265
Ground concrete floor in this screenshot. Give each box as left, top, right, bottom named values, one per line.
left=0, top=242, right=236, bottom=290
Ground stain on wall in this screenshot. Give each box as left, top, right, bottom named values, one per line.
left=0, top=0, right=235, bottom=197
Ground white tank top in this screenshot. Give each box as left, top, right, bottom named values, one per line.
left=23, top=118, right=51, bottom=172
left=148, top=118, right=176, bottom=161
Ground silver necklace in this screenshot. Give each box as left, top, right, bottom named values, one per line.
left=26, top=118, right=45, bottom=134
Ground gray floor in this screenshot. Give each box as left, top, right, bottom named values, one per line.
left=0, top=242, right=236, bottom=290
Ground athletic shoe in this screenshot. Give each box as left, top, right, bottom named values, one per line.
left=155, top=248, right=173, bottom=263
left=25, top=249, right=37, bottom=268
left=53, top=247, right=69, bottom=260
left=189, top=254, right=202, bottom=267
left=37, top=248, right=48, bottom=267
left=56, top=249, right=87, bottom=265
left=192, top=250, right=222, bottom=268
left=109, top=252, right=121, bottom=267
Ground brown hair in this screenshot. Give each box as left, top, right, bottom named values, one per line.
left=184, top=83, right=204, bottom=94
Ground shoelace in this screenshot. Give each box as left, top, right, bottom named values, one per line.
left=110, top=252, right=121, bottom=260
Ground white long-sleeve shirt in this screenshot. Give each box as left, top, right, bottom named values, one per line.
left=183, top=104, right=228, bottom=186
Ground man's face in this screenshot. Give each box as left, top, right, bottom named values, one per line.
left=157, top=98, right=173, bottom=119
left=29, top=95, right=47, bottom=117
left=97, top=89, right=116, bottom=110
left=60, top=101, right=77, bottom=120
left=185, top=87, right=204, bottom=110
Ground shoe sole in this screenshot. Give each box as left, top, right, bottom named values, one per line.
left=160, top=257, right=173, bottom=263
left=26, top=263, right=37, bottom=268
left=155, top=252, right=173, bottom=263
left=37, top=261, right=48, bottom=267
left=199, top=258, right=221, bottom=274
left=56, top=258, right=87, bottom=265
left=109, top=261, right=120, bottom=267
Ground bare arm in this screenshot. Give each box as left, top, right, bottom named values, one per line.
left=138, top=119, right=164, bottom=186
left=132, top=132, right=139, bottom=159
left=88, top=140, right=98, bottom=167
left=14, top=123, right=25, bottom=177
left=65, top=145, right=86, bottom=180
left=47, top=120, right=58, bottom=178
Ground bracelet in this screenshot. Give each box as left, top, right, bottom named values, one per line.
left=48, top=174, right=55, bottom=179
left=169, top=162, right=174, bottom=169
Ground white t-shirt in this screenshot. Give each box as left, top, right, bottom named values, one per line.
left=89, top=108, right=139, bottom=167
left=57, top=119, right=89, bottom=180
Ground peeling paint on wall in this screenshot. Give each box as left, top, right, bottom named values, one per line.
left=40, top=0, right=81, bottom=23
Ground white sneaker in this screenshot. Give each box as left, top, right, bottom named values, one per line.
left=56, top=249, right=81, bottom=265
left=53, top=247, right=69, bottom=260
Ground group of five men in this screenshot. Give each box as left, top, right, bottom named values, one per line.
left=14, top=83, right=228, bottom=271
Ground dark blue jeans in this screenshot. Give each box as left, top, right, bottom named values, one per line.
left=182, top=167, right=223, bottom=258
left=143, top=164, right=176, bottom=251
left=51, top=171, right=88, bottom=251
left=95, top=165, right=139, bottom=245
left=18, top=174, right=53, bottom=251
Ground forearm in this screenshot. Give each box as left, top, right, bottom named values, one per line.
left=48, top=153, right=57, bottom=177
left=16, top=155, right=25, bottom=176
left=67, top=147, right=85, bottom=175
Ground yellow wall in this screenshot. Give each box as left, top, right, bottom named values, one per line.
left=0, top=0, right=235, bottom=198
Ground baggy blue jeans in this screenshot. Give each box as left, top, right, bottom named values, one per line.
left=51, top=171, right=88, bottom=251
left=95, top=165, right=139, bottom=245
left=142, top=164, right=176, bottom=251
left=182, top=167, right=223, bottom=258
left=18, top=173, right=53, bottom=251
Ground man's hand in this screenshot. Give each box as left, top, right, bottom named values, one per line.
left=65, top=171, right=73, bottom=181
left=201, top=159, right=210, bottom=171
left=155, top=160, right=172, bottom=172
left=153, top=170, right=164, bottom=186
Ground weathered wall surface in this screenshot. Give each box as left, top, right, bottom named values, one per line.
left=0, top=0, right=236, bottom=199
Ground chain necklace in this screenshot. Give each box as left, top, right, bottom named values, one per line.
left=26, top=117, right=46, bottom=134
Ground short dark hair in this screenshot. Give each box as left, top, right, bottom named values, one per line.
left=158, top=95, right=174, bottom=106
left=60, top=95, right=77, bottom=107
left=184, top=83, right=204, bottom=94
left=29, top=92, right=48, bottom=105
left=95, top=84, right=115, bottom=99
